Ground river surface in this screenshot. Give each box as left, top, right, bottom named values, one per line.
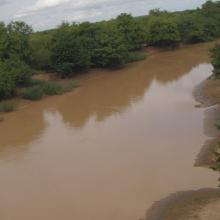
left=0, top=42, right=219, bottom=220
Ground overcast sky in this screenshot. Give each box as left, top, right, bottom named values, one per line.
left=0, top=0, right=207, bottom=30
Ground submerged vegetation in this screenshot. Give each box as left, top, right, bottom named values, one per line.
left=0, top=101, right=16, bottom=112
left=0, top=1, right=220, bottom=102
left=22, top=80, right=79, bottom=101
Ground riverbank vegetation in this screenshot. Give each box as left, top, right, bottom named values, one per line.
left=208, top=42, right=220, bottom=185
left=211, top=44, right=220, bottom=77
left=0, top=0, right=220, bottom=104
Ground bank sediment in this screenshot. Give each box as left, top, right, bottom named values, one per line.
left=145, top=75, right=220, bottom=220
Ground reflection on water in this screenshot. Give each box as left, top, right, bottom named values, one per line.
left=0, top=42, right=218, bottom=220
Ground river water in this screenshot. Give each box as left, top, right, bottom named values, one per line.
left=0, top=42, right=218, bottom=220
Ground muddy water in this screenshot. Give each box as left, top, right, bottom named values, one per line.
left=0, top=42, right=219, bottom=220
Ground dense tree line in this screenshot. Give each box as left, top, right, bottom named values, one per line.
left=1, top=0, right=220, bottom=100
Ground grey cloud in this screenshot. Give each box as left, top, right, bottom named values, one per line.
left=0, top=0, right=208, bottom=31
left=0, top=0, right=7, bottom=6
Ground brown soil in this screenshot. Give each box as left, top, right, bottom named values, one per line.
left=146, top=188, right=220, bottom=220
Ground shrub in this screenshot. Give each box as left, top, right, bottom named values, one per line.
left=22, top=86, right=44, bottom=100
left=0, top=101, right=16, bottom=112
left=0, top=57, right=33, bottom=100
left=5, top=57, right=33, bottom=86
left=0, top=63, right=16, bottom=99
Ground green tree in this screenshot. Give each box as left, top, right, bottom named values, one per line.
left=177, top=14, right=208, bottom=43
left=51, top=27, right=91, bottom=77
left=147, top=19, right=180, bottom=47
left=0, top=61, right=16, bottom=99
left=116, top=13, right=145, bottom=50
left=7, top=21, right=33, bottom=63
left=30, top=32, right=52, bottom=70
left=0, top=22, right=9, bottom=60
left=91, top=24, right=128, bottom=68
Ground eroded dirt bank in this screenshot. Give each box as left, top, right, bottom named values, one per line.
left=194, top=77, right=220, bottom=167
left=146, top=76, right=220, bottom=220
left=145, top=188, right=220, bottom=220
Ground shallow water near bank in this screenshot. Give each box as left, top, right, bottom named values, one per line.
left=0, top=42, right=219, bottom=220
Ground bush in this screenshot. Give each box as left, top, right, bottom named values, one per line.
left=22, top=86, right=44, bottom=100
left=0, top=57, right=33, bottom=100
left=4, top=56, right=33, bottom=86
left=0, top=63, right=16, bottom=99
left=0, top=101, right=16, bottom=112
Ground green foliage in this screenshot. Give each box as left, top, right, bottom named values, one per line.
left=6, top=21, right=33, bottom=63
left=42, top=82, right=64, bottom=95
left=0, top=61, right=16, bottom=99
left=211, top=44, right=220, bottom=76
left=149, top=8, right=168, bottom=16
left=125, top=52, right=147, bottom=63
left=0, top=101, right=16, bottom=112
left=0, top=21, right=33, bottom=100
left=211, top=144, right=220, bottom=185
left=1, top=1, right=220, bottom=101
left=177, top=14, right=207, bottom=43
left=51, top=27, right=91, bottom=77
left=92, top=45, right=128, bottom=68
left=4, top=56, right=33, bottom=86
left=147, top=19, right=181, bottom=47
left=30, top=32, right=52, bottom=70
left=116, top=13, right=145, bottom=51
left=22, top=79, right=79, bottom=100
left=22, top=86, right=44, bottom=100
left=91, top=24, right=129, bottom=68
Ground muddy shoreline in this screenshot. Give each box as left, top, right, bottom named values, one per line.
left=145, top=76, right=220, bottom=220
left=194, top=77, right=220, bottom=167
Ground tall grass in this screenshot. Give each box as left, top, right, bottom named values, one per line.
left=63, top=80, right=80, bottom=92
left=22, top=80, right=80, bottom=100
left=22, top=86, right=44, bottom=100
left=0, top=101, right=17, bottom=112
left=126, top=52, right=147, bottom=63
left=43, top=82, right=64, bottom=95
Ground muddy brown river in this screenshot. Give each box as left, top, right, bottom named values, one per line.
left=0, top=42, right=219, bottom=220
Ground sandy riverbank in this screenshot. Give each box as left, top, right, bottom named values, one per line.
left=145, top=76, right=220, bottom=220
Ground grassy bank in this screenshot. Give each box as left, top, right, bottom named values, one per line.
left=0, top=77, right=80, bottom=115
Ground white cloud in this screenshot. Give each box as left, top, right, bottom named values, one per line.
left=15, top=0, right=71, bottom=17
